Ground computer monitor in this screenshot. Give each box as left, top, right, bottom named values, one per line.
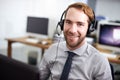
left=26, top=16, right=49, bottom=39
left=97, top=20, right=120, bottom=54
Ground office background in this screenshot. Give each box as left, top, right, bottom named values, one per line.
left=0, top=0, right=120, bottom=79
left=0, top=0, right=120, bottom=65
left=0, top=0, right=120, bottom=48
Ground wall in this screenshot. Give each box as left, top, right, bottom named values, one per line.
left=0, top=0, right=88, bottom=49
left=96, top=0, right=120, bottom=20
left=0, top=0, right=75, bottom=49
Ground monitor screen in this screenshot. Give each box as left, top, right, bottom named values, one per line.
left=26, top=16, right=49, bottom=39
left=97, top=21, right=120, bottom=53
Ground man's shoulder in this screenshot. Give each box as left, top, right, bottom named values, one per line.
left=87, top=43, right=108, bottom=62
left=87, top=43, right=100, bottom=54
left=43, top=41, right=66, bottom=59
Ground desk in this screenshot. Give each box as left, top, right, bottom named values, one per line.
left=6, top=37, right=120, bottom=64
left=6, top=36, right=52, bottom=58
left=94, top=43, right=120, bottom=64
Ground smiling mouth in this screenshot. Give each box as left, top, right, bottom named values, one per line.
left=67, top=35, right=79, bottom=39
left=68, top=36, right=79, bottom=40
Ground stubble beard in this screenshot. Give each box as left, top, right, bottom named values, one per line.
left=64, top=33, right=86, bottom=50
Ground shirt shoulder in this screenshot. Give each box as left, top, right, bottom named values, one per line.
left=43, top=41, right=66, bottom=59
left=87, top=44, right=109, bottom=64
left=48, top=41, right=66, bottom=51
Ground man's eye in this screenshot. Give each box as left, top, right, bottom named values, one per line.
left=65, top=20, right=71, bottom=24
left=77, top=23, right=84, bottom=27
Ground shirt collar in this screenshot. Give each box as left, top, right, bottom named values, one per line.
left=64, top=42, right=88, bottom=56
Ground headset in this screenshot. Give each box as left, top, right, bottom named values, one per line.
left=57, top=10, right=96, bottom=34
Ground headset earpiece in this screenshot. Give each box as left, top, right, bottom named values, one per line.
left=87, top=19, right=96, bottom=34
left=57, top=11, right=66, bottom=31
left=87, top=10, right=96, bottom=34
left=58, top=20, right=64, bottom=30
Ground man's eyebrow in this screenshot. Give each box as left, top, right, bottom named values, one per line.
left=64, top=19, right=70, bottom=21
left=65, top=19, right=86, bottom=24
left=64, top=19, right=72, bottom=22
left=77, top=21, right=85, bottom=24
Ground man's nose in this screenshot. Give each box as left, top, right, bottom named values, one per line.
left=69, top=24, right=77, bottom=33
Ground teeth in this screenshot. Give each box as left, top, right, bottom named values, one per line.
left=69, top=36, right=77, bottom=38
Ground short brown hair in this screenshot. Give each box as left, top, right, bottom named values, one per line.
left=65, top=2, right=95, bottom=24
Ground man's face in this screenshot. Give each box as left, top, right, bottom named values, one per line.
left=63, top=8, right=89, bottom=50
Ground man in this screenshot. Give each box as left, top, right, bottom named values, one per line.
left=39, top=2, right=112, bottom=80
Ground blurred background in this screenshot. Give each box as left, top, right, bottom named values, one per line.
left=0, top=0, right=120, bottom=79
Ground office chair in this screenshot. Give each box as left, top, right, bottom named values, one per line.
left=110, top=63, right=114, bottom=80
left=0, top=54, right=40, bottom=80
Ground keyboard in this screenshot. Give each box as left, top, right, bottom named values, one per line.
left=25, top=38, right=40, bottom=43
left=100, top=52, right=117, bottom=58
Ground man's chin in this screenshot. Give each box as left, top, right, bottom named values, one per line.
left=67, top=41, right=78, bottom=47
